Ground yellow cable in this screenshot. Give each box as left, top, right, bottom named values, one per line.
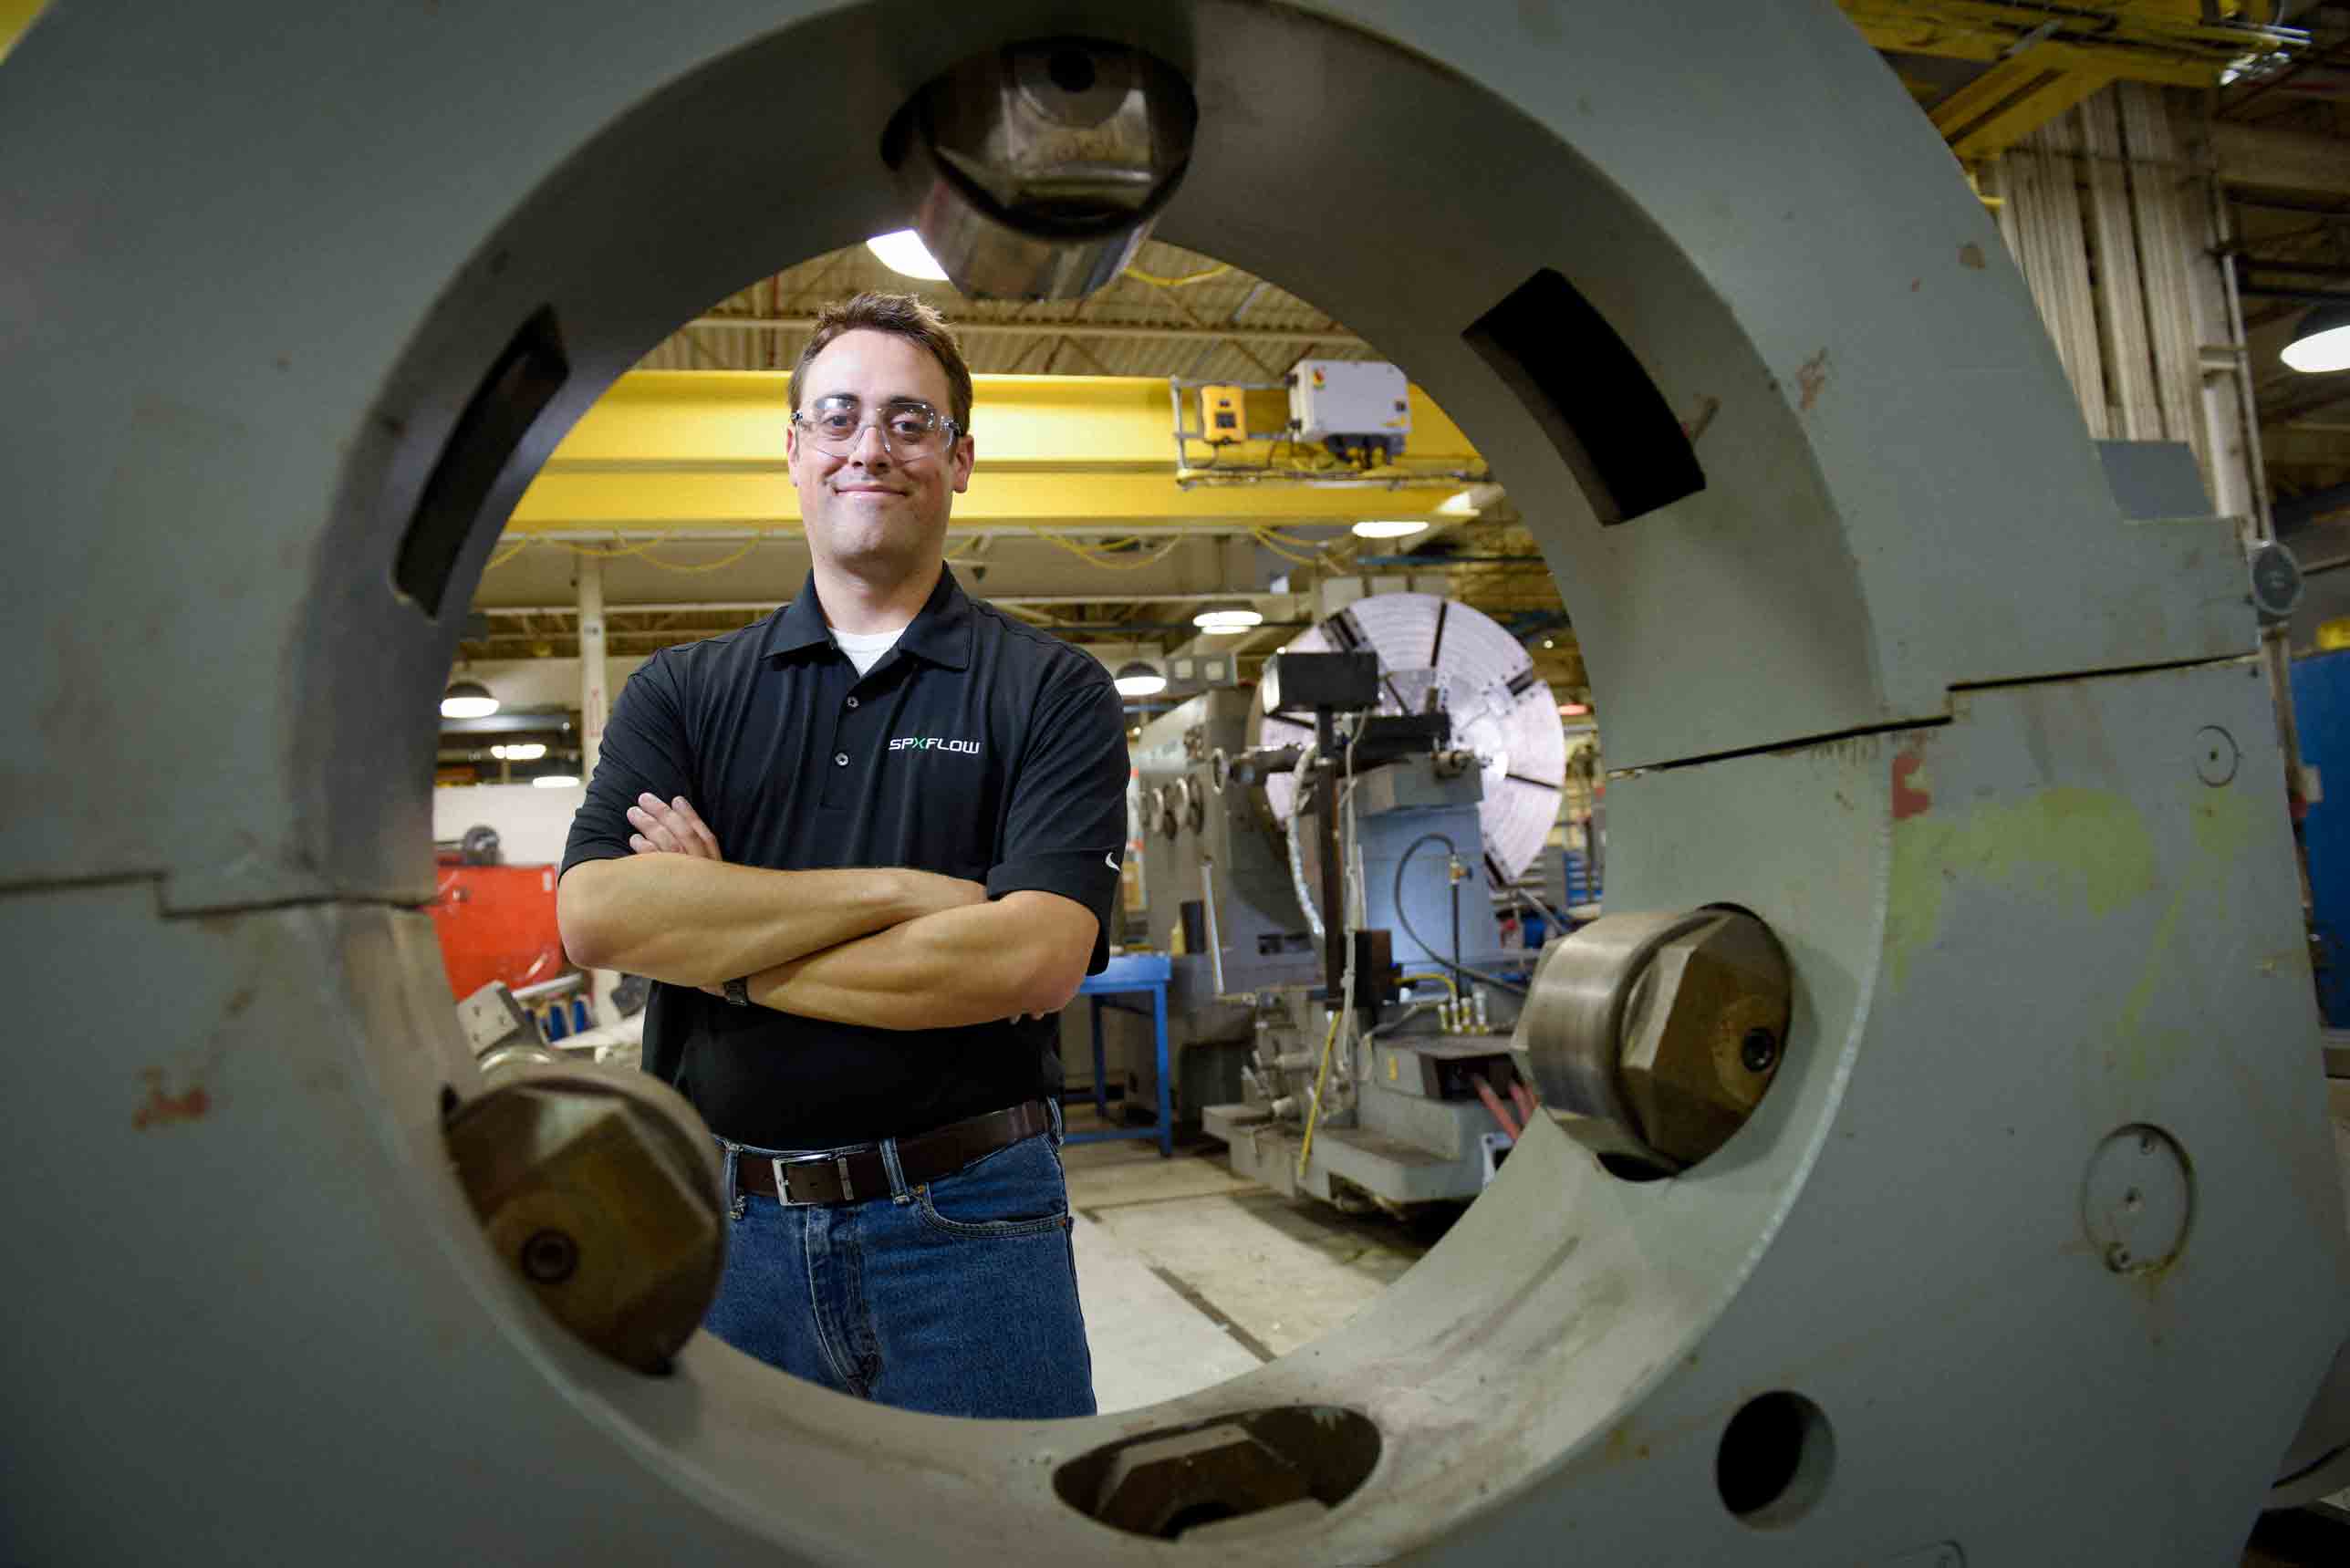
left=1030, top=532, right=1184, bottom=570
left=1122, top=261, right=1230, bottom=288
left=636, top=537, right=765, bottom=573
left=500, top=533, right=778, bottom=573
left=1398, top=971, right=1459, bottom=999
left=1254, top=524, right=1335, bottom=547
left=1249, top=527, right=1327, bottom=567
left=1295, top=1008, right=1343, bottom=1181
left=546, top=536, right=656, bottom=559
left=482, top=540, right=529, bottom=571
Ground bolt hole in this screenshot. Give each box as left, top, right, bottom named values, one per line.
left=1717, top=1390, right=1834, bottom=1527
left=1047, top=47, right=1097, bottom=94
left=1740, top=1028, right=1778, bottom=1074
left=520, top=1228, right=579, bottom=1283
left=2124, top=1187, right=2143, bottom=1212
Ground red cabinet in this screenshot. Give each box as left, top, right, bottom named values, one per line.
left=428, top=857, right=574, bottom=1001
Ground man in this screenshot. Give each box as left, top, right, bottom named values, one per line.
left=556, top=292, right=1128, bottom=1419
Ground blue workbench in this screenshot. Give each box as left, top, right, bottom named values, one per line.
left=1066, top=950, right=1172, bottom=1158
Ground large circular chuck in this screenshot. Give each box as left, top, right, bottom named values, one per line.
left=1253, top=593, right=1565, bottom=884
left=1514, top=907, right=1791, bottom=1175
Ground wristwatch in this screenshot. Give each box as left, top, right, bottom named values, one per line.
left=722, top=976, right=749, bottom=1007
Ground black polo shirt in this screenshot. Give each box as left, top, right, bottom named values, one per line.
left=560, top=568, right=1128, bottom=1149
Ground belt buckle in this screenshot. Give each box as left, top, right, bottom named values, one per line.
left=769, top=1150, right=858, bottom=1206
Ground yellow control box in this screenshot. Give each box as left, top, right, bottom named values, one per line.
left=1200, top=385, right=1244, bottom=444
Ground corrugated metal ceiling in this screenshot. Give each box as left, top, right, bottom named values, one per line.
left=630, top=239, right=1375, bottom=385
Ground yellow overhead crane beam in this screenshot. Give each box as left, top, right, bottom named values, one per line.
left=1840, top=0, right=2286, bottom=66
left=508, top=370, right=1482, bottom=535
left=1838, top=1, right=2282, bottom=162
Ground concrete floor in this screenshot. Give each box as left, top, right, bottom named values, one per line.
left=1058, top=1115, right=1457, bottom=1414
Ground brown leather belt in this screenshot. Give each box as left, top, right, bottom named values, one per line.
left=732, top=1100, right=1052, bottom=1207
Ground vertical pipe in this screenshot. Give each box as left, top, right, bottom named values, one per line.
left=1200, top=857, right=1229, bottom=998
left=577, top=557, right=608, bottom=781
left=1316, top=710, right=1346, bottom=997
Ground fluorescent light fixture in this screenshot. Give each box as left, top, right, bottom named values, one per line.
left=1437, top=488, right=1482, bottom=518
left=1558, top=702, right=1591, bottom=717
left=866, top=229, right=949, bottom=282
left=1351, top=519, right=1427, bottom=539
left=1191, top=603, right=1264, bottom=634
left=441, top=680, right=498, bottom=720
left=491, top=742, right=546, bottom=763
left=531, top=774, right=581, bottom=790
left=2282, top=303, right=2350, bottom=374
left=1112, top=660, right=1168, bottom=697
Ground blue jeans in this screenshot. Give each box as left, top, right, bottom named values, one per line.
left=703, top=1110, right=1097, bottom=1420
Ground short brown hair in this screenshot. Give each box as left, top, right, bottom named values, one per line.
left=789, top=291, right=974, bottom=435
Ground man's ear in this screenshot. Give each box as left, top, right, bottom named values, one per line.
left=951, top=433, right=975, bottom=494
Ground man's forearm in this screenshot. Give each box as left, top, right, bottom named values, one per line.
left=739, top=892, right=1095, bottom=1032
left=556, top=855, right=981, bottom=988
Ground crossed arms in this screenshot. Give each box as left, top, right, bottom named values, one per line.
left=556, top=794, right=1097, bottom=1032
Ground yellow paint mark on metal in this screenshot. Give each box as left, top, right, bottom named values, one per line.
left=1887, top=788, right=2158, bottom=992
left=2104, top=788, right=2259, bottom=1085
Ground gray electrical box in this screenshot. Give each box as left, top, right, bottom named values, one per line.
left=1288, top=358, right=1410, bottom=465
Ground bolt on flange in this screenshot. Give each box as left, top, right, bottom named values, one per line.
left=442, top=1066, right=725, bottom=1373
left=1513, top=906, right=1793, bottom=1175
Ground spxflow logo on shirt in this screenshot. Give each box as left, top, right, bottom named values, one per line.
left=1104, top=854, right=1119, bottom=871
left=887, top=736, right=982, bottom=754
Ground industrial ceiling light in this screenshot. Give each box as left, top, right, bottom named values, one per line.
left=1112, top=659, right=1167, bottom=696
left=2282, top=301, right=2350, bottom=374
left=1351, top=519, right=1427, bottom=539
left=864, top=229, right=950, bottom=282
left=1191, top=602, right=1264, bottom=634
left=530, top=772, right=581, bottom=790
left=441, top=680, right=499, bottom=720
left=490, top=742, right=547, bottom=763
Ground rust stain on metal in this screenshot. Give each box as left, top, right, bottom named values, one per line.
left=1959, top=242, right=1987, bottom=270
left=133, top=1067, right=212, bottom=1129
left=1795, top=349, right=1830, bottom=412
left=1891, top=745, right=1932, bottom=821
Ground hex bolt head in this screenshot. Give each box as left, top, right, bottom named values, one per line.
left=1616, top=910, right=1794, bottom=1167
left=443, top=1068, right=725, bottom=1373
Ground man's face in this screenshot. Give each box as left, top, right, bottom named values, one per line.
left=786, top=328, right=974, bottom=577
